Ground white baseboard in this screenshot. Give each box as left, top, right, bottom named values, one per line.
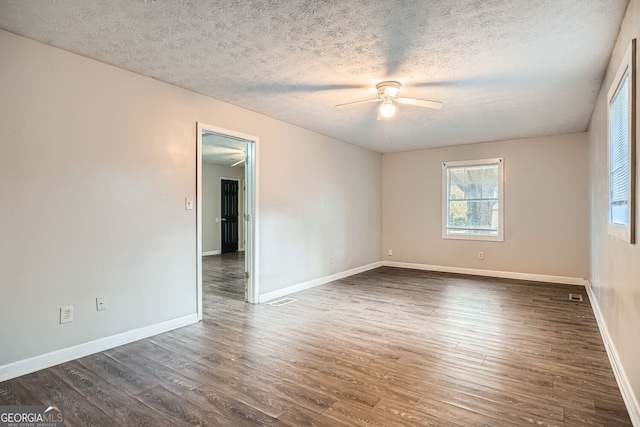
left=382, top=261, right=587, bottom=286
left=203, top=250, right=245, bottom=255
left=259, top=261, right=383, bottom=303
left=585, top=282, right=640, bottom=427
left=0, top=313, right=199, bottom=383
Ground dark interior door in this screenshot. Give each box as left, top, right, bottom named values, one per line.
left=221, top=179, right=239, bottom=253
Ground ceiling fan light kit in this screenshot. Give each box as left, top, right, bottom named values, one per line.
left=336, top=81, right=442, bottom=120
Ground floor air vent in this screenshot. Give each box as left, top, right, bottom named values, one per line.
left=569, top=293, right=583, bottom=302
left=268, top=297, right=297, bottom=307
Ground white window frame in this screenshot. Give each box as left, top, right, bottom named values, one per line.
left=442, top=158, right=504, bottom=242
left=607, top=39, right=636, bottom=243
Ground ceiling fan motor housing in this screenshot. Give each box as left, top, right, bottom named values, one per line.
left=376, top=81, right=401, bottom=98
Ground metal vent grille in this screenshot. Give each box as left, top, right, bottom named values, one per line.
left=268, top=297, right=297, bottom=306
left=569, top=293, right=583, bottom=302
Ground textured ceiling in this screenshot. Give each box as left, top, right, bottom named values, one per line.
left=202, top=132, right=246, bottom=166
left=0, top=0, right=628, bottom=152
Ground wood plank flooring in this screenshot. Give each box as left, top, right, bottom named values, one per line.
left=0, top=253, right=632, bottom=426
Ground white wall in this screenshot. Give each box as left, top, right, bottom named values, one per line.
left=202, top=163, right=245, bottom=254
left=588, top=0, right=640, bottom=415
left=0, top=30, right=382, bottom=369
left=259, top=126, right=382, bottom=293
left=382, top=133, right=590, bottom=280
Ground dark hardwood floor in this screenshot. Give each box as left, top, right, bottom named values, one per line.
left=0, top=254, right=632, bottom=426
left=203, top=252, right=246, bottom=302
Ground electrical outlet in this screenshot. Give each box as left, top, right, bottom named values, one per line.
left=96, top=297, right=107, bottom=311
left=478, top=251, right=484, bottom=260
left=388, top=249, right=393, bottom=256
left=60, top=306, right=73, bottom=324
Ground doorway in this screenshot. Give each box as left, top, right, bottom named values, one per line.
left=196, top=123, right=259, bottom=318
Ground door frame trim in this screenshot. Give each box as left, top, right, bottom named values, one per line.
left=197, top=123, right=260, bottom=318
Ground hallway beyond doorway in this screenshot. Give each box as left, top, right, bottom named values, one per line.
left=202, top=253, right=245, bottom=304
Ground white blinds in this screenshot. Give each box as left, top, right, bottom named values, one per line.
left=609, top=71, right=630, bottom=226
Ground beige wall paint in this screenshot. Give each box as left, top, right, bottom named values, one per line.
left=0, top=30, right=382, bottom=367
left=259, top=128, right=382, bottom=293
left=588, top=0, right=640, bottom=410
left=383, top=133, right=589, bottom=279
left=202, top=163, right=245, bottom=254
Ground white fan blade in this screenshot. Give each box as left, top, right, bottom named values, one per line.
left=336, top=98, right=381, bottom=107
left=396, top=97, right=443, bottom=109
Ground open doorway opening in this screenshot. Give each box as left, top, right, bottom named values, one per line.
left=196, top=123, right=258, bottom=320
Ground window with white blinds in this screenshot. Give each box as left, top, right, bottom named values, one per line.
left=609, top=72, right=630, bottom=226
left=607, top=39, right=636, bottom=243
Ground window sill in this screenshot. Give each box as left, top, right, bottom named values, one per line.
left=442, top=233, right=504, bottom=242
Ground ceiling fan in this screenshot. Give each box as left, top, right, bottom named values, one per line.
left=336, top=81, right=442, bottom=119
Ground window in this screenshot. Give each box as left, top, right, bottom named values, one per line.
left=442, top=158, right=504, bottom=241
left=607, top=39, right=636, bottom=243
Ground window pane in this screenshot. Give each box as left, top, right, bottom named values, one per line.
left=449, top=168, right=466, bottom=186
left=447, top=201, right=498, bottom=229
left=467, top=200, right=498, bottom=229
left=611, top=203, right=628, bottom=225
left=448, top=200, right=468, bottom=227
left=449, top=183, right=464, bottom=200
